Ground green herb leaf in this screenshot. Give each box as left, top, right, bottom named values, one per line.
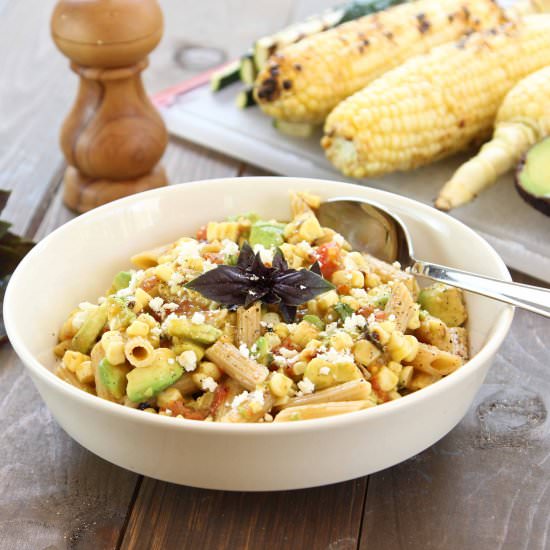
left=334, top=302, right=354, bottom=321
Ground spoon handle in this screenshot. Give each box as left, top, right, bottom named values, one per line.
left=413, top=261, right=550, bottom=318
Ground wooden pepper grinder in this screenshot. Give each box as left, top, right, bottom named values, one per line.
left=51, top=0, right=168, bottom=213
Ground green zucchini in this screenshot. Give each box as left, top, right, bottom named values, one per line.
left=236, top=87, right=256, bottom=109
left=210, top=60, right=241, bottom=92
left=239, top=53, right=257, bottom=85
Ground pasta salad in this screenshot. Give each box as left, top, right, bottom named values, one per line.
left=55, top=192, right=469, bottom=423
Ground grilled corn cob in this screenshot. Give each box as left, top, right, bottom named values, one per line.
left=436, top=65, right=550, bottom=210
left=322, top=15, right=550, bottom=178
left=253, top=0, right=506, bottom=125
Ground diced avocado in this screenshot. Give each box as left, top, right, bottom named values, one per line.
left=172, top=339, right=205, bottom=361
left=303, top=314, right=325, bottom=330
left=71, top=303, right=108, bottom=354
left=253, top=336, right=273, bottom=366
left=98, top=358, right=129, bottom=400
left=106, top=295, right=136, bottom=331
left=126, top=362, right=183, bottom=403
left=109, top=270, right=132, bottom=294
left=166, top=318, right=222, bottom=345
left=515, top=137, right=550, bottom=217
left=334, top=302, right=353, bottom=321
left=367, top=285, right=391, bottom=309
left=249, top=221, right=285, bottom=249
left=418, top=283, right=467, bottom=327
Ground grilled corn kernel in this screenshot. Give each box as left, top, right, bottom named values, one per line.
left=75, top=360, right=94, bottom=384
left=132, top=288, right=152, bottom=313
left=317, top=290, right=339, bottom=311
left=332, top=270, right=364, bottom=288
left=398, top=365, right=414, bottom=388
left=375, top=366, right=399, bottom=392
left=274, top=322, right=290, bottom=339
left=269, top=372, right=294, bottom=397
left=291, top=321, right=320, bottom=348
left=157, top=387, right=183, bottom=408
left=353, top=339, right=381, bottom=366
left=329, top=331, right=354, bottom=352
left=62, top=350, right=90, bottom=373
left=105, top=341, right=126, bottom=365
left=197, top=361, right=222, bottom=381
left=126, top=320, right=150, bottom=338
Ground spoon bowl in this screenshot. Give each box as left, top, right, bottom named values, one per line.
left=318, top=197, right=550, bottom=319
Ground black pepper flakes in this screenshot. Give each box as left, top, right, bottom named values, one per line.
left=293, top=63, right=302, bottom=71
left=282, top=79, right=292, bottom=90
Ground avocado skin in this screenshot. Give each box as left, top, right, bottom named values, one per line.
left=98, top=358, right=129, bottom=400
left=515, top=139, right=550, bottom=217
left=126, top=362, right=183, bottom=403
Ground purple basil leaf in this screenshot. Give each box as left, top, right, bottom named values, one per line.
left=278, top=302, right=297, bottom=323
left=237, top=242, right=255, bottom=269
left=310, top=261, right=322, bottom=276
left=185, top=265, right=250, bottom=305
left=274, top=269, right=335, bottom=305
left=249, top=251, right=272, bottom=278
left=272, top=248, right=288, bottom=271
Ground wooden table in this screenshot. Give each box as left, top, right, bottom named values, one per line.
left=1, top=1, right=549, bottom=548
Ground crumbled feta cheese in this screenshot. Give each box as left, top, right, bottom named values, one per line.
left=333, top=234, right=345, bottom=246
left=238, top=343, right=250, bottom=359
left=201, top=376, right=218, bottom=392
left=191, top=312, right=206, bottom=325
left=220, top=239, right=239, bottom=257
left=177, top=350, right=197, bottom=372
left=297, top=240, right=314, bottom=255
left=321, top=322, right=339, bottom=337
left=299, top=284, right=306, bottom=290
left=115, top=270, right=144, bottom=298
left=253, top=243, right=274, bottom=264
left=317, top=347, right=355, bottom=365
left=392, top=261, right=401, bottom=269
left=150, top=326, right=161, bottom=337
left=176, top=239, right=203, bottom=263
left=343, top=313, right=367, bottom=332
left=286, top=323, right=298, bottom=334
left=163, top=302, right=179, bottom=312
left=388, top=314, right=396, bottom=322
left=350, top=288, right=368, bottom=299
left=170, top=271, right=185, bottom=284
left=297, top=377, right=315, bottom=394
left=272, top=355, right=287, bottom=367
left=164, top=408, right=172, bottom=416
left=148, top=296, right=164, bottom=313
left=231, top=390, right=265, bottom=410
left=168, top=358, right=175, bottom=365
left=202, top=260, right=217, bottom=273
left=71, top=310, right=88, bottom=330
left=319, top=366, right=331, bottom=376
left=277, top=347, right=297, bottom=359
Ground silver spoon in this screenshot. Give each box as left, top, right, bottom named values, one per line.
left=317, top=197, right=550, bottom=318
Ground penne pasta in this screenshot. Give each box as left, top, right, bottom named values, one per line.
left=384, top=281, right=415, bottom=333
left=236, top=303, right=262, bottom=348
left=274, top=400, right=374, bottom=422
left=278, top=379, right=373, bottom=410
left=131, top=243, right=173, bottom=269
left=407, top=342, right=462, bottom=377
left=205, top=340, right=269, bottom=391
left=362, top=253, right=419, bottom=297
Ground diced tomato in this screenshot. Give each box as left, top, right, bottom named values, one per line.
left=163, top=401, right=209, bottom=420
left=196, top=225, right=207, bottom=241
left=140, top=275, right=161, bottom=293
left=336, top=284, right=351, bottom=295
left=203, top=252, right=224, bottom=264
left=210, top=384, right=229, bottom=416
left=374, top=310, right=388, bottom=321
left=357, top=306, right=375, bottom=318
left=315, top=242, right=342, bottom=279
left=174, top=299, right=194, bottom=315
left=370, top=377, right=390, bottom=403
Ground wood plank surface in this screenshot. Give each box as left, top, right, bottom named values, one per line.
left=360, top=308, right=550, bottom=550
left=121, top=478, right=368, bottom=550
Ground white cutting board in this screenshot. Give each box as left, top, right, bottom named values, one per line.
left=160, top=74, right=550, bottom=283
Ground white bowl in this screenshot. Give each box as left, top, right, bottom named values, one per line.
left=4, top=177, right=513, bottom=491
